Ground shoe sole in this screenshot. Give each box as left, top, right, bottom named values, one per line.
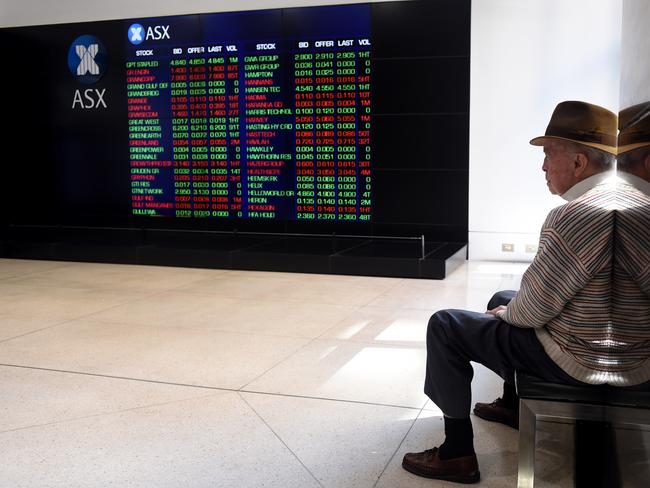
left=402, top=460, right=480, bottom=484
left=473, top=408, right=519, bottom=430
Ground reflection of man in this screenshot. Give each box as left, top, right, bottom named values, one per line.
left=402, top=101, right=618, bottom=484
left=618, top=102, right=650, bottom=195
left=611, top=103, right=650, bottom=384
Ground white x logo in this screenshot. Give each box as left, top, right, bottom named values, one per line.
left=76, top=44, right=99, bottom=75
left=130, top=26, right=143, bottom=42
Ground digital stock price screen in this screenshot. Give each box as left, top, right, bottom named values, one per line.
left=126, top=6, right=372, bottom=222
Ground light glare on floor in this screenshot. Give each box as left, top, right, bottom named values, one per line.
left=337, top=319, right=371, bottom=339
left=374, top=319, right=424, bottom=342
left=324, top=347, right=421, bottom=385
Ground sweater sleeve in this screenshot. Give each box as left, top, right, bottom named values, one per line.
left=499, top=211, right=593, bottom=328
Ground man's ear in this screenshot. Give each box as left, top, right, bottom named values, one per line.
left=574, top=152, right=589, bottom=176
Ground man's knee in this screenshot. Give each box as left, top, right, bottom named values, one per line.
left=427, top=309, right=456, bottom=346
left=487, top=290, right=517, bottom=310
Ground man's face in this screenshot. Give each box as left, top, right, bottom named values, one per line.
left=542, top=141, right=578, bottom=195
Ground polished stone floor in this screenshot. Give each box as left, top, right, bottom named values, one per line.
left=0, top=258, right=644, bottom=487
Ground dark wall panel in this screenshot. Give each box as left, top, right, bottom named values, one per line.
left=373, top=170, right=468, bottom=225
left=371, top=0, right=471, bottom=58
left=373, top=114, right=469, bottom=171
left=0, top=0, right=471, bottom=242
left=373, top=57, right=470, bottom=114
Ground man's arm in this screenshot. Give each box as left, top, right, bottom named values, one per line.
left=497, top=205, right=611, bottom=328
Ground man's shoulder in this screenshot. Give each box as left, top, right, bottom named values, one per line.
left=556, top=183, right=613, bottom=214
left=617, top=172, right=650, bottom=197
left=543, top=183, right=615, bottom=233
left=617, top=179, right=650, bottom=210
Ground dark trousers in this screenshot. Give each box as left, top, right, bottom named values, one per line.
left=486, top=289, right=516, bottom=310
left=424, top=291, right=583, bottom=418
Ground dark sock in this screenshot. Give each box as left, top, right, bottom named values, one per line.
left=502, top=381, right=519, bottom=410
left=439, top=416, right=475, bottom=460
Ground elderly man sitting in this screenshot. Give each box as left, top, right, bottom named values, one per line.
left=402, top=101, right=623, bottom=483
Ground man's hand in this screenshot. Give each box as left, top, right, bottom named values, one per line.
left=486, top=305, right=507, bottom=316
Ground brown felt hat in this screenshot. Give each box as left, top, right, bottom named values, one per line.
left=617, top=102, right=650, bottom=155
left=530, top=101, right=617, bottom=154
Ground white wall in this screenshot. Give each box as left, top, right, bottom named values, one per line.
left=469, top=0, right=621, bottom=261
left=620, top=0, right=650, bottom=107
left=0, top=0, right=623, bottom=261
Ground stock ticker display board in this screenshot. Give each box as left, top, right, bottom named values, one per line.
left=125, top=10, right=372, bottom=221
left=1, top=0, right=470, bottom=239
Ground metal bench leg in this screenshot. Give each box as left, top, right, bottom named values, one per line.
left=518, top=399, right=536, bottom=488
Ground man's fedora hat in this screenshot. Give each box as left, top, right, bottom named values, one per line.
left=530, top=101, right=617, bottom=154
left=617, top=102, right=650, bottom=155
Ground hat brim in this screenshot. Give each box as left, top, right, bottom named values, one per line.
left=529, top=135, right=617, bottom=155
left=616, top=141, right=650, bottom=155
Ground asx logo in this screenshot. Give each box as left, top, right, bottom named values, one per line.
left=128, top=23, right=170, bottom=45
left=67, top=34, right=108, bottom=84
left=72, top=88, right=107, bottom=109
left=68, top=34, right=109, bottom=109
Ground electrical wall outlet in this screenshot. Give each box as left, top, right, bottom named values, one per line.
left=525, top=244, right=538, bottom=253
left=501, top=243, right=515, bottom=252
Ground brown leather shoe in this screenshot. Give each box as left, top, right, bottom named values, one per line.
left=473, top=398, right=519, bottom=429
left=402, top=447, right=480, bottom=484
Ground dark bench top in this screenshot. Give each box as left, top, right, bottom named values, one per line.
left=516, top=372, right=650, bottom=409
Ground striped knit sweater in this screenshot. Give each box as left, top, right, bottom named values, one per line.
left=498, top=179, right=650, bottom=386
left=610, top=179, right=650, bottom=385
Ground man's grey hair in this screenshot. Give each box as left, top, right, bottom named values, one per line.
left=553, top=139, right=615, bottom=170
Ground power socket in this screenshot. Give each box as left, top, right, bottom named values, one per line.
left=525, top=244, right=538, bottom=253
